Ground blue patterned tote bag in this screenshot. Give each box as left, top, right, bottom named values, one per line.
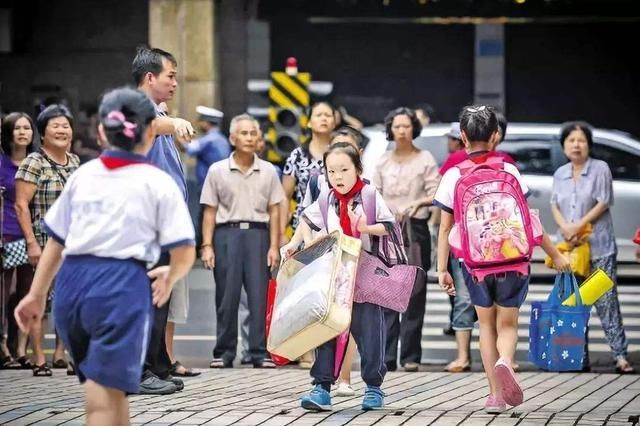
left=529, top=272, right=591, bottom=372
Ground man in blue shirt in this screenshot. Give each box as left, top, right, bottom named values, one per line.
left=133, top=45, right=194, bottom=395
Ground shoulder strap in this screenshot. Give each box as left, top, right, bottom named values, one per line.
left=309, top=174, right=320, bottom=203
left=456, top=159, right=476, bottom=176
left=458, top=156, right=505, bottom=176
left=38, top=149, right=69, bottom=185
left=360, top=184, right=377, bottom=225
left=318, top=187, right=331, bottom=230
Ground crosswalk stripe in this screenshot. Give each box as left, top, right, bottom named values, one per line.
left=419, top=327, right=640, bottom=339
left=425, top=292, right=640, bottom=303
left=419, top=340, right=640, bottom=352
left=423, top=282, right=640, bottom=356
left=425, top=304, right=640, bottom=314
left=419, top=314, right=640, bottom=326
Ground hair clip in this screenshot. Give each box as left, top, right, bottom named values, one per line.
left=106, top=110, right=137, bottom=139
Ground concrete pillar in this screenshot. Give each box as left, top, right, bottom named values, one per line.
left=148, top=0, right=218, bottom=125
left=474, top=24, right=505, bottom=113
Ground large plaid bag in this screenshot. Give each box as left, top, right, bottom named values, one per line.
left=2, top=238, right=29, bottom=269
left=529, top=272, right=591, bottom=372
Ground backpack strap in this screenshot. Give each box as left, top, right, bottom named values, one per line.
left=309, top=174, right=320, bottom=203
left=318, top=187, right=331, bottom=230
left=458, top=155, right=504, bottom=176
left=456, top=159, right=477, bottom=176
left=360, top=184, right=377, bottom=226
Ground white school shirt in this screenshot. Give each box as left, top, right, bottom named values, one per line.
left=44, top=150, right=195, bottom=265
left=300, top=187, right=395, bottom=252
left=433, top=160, right=530, bottom=214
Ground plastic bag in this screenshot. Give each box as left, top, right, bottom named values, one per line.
left=545, top=224, right=592, bottom=277
left=267, top=232, right=361, bottom=361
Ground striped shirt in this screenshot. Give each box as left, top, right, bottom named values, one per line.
left=15, top=151, right=80, bottom=247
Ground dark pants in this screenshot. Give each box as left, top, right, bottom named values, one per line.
left=143, top=253, right=171, bottom=379
left=213, top=226, right=270, bottom=363
left=385, top=218, right=430, bottom=367
left=312, top=302, right=387, bottom=388
left=3, top=263, right=35, bottom=356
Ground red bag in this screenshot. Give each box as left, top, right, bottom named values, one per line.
left=633, top=228, right=640, bottom=245
left=266, top=271, right=290, bottom=366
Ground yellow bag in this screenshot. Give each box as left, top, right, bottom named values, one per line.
left=545, top=224, right=592, bottom=277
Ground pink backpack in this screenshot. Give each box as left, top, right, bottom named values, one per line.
left=448, top=157, right=543, bottom=281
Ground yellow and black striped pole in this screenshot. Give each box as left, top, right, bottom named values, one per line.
left=266, top=62, right=311, bottom=163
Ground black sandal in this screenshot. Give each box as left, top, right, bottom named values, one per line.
left=67, top=361, right=76, bottom=376
left=52, top=359, right=68, bottom=369
left=171, top=361, right=201, bottom=377
left=33, top=363, right=53, bottom=377
left=1, top=356, right=22, bottom=369
left=16, top=356, right=34, bottom=370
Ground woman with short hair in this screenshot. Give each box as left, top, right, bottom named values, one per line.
left=373, top=107, right=440, bottom=372
left=14, top=104, right=80, bottom=376
left=550, top=120, right=634, bottom=374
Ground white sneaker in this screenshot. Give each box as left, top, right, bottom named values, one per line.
left=333, top=382, right=356, bottom=397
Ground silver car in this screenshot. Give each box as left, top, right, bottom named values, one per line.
left=361, top=123, right=640, bottom=263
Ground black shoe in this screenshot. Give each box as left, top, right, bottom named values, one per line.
left=162, top=374, right=185, bottom=391
left=240, top=355, right=253, bottom=365
left=140, top=371, right=177, bottom=395
left=442, top=325, right=455, bottom=336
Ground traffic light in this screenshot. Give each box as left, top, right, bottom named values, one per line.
left=247, top=57, right=333, bottom=165
left=268, top=58, right=310, bottom=159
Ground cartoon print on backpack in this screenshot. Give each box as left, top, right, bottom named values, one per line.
left=447, top=156, right=543, bottom=281
left=476, top=196, right=528, bottom=261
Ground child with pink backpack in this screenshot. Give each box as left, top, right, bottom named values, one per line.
left=434, top=105, right=571, bottom=414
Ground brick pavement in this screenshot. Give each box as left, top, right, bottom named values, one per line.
left=1, top=368, right=639, bottom=425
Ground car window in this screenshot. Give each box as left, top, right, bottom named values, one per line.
left=591, top=141, right=640, bottom=181
left=498, top=139, right=555, bottom=175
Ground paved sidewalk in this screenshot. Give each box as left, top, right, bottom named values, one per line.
left=1, top=368, right=639, bottom=425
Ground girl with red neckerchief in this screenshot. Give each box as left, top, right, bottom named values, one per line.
left=282, top=142, right=395, bottom=412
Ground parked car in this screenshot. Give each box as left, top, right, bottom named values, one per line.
left=361, top=122, right=640, bottom=263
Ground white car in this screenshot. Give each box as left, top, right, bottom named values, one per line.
left=361, top=122, right=640, bottom=263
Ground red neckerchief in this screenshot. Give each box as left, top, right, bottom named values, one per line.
left=332, top=178, right=365, bottom=237
left=99, top=150, right=148, bottom=170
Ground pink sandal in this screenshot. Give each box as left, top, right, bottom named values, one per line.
left=494, top=358, right=523, bottom=407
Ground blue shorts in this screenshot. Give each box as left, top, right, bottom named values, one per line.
left=53, top=255, right=152, bottom=395
left=461, top=265, right=529, bottom=308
